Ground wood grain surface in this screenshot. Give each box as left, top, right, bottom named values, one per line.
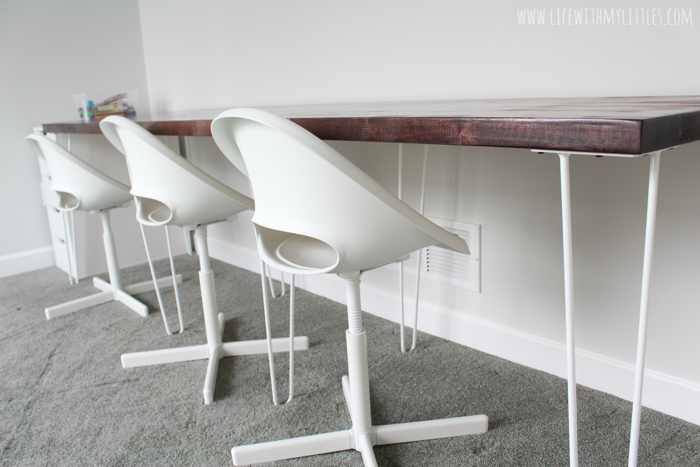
left=42, top=96, right=700, bottom=154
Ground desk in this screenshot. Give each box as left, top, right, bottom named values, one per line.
left=44, top=96, right=700, bottom=154
left=43, top=96, right=700, bottom=467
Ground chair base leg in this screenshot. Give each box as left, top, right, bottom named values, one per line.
left=121, top=312, right=310, bottom=405
left=45, top=274, right=182, bottom=320
left=232, top=374, right=488, bottom=466
left=45, top=290, right=115, bottom=320
left=232, top=429, right=354, bottom=466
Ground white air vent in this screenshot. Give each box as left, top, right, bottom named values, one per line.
left=422, top=217, right=480, bottom=292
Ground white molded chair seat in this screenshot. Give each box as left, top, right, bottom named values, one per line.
left=26, top=133, right=180, bottom=322
left=211, top=108, right=488, bottom=466
left=100, top=116, right=309, bottom=405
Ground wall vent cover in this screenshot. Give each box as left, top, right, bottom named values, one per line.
left=421, top=217, right=480, bottom=292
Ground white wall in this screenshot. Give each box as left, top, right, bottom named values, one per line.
left=138, top=0, right=699, bottom=110
left=0, top=0, right=152, bottom=277
left=135, top=0, right=700, bottom=423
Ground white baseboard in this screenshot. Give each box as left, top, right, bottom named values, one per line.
left=208, top=238, right=700, bottom=426
left=0, top=246, right=55, bottom=278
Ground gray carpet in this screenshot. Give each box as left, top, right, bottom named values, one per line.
left=1, top=257, right=699, bottom=466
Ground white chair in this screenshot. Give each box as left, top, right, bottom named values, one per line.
left=100, top=116, right=309, bottom=405
left=211, top=108, right=488, bottom=466
left=26, top=133, right=180, bottom=323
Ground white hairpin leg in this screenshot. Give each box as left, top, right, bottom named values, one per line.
left=61, top=210, right=75, bottom=285
left=398, top=143, right=408, bottom=353
left=140, top=223, right=185, bottom=335
left=164, top=226, right=184, bottom=330
left=61, top=210, right=79, bottom=285
left=265, top=263, right=286, bottom=298
left=122, top=226, right=309, bottom=405
left=397, top=143, right=425, bottom=353
left=558, top=153, right=579, bottom=467
left=288, top=275, right=296, bottom=400
left=410, top=145, right=429, bottom=351
left=63, top=211, right=80, bottom=285
left=262, top=260, right=297, bottom=405
left=628, top=151, right=662, bottom=467
left=231, top=272, right=488, bottom=466
left=69, top=211, right=78, bottom=283
left=45, top=209, right=181, bottom=320
left=398, top=260, right=407, bottom=352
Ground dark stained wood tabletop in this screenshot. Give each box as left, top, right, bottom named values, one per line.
left=42, top=96, right=700, bottom=155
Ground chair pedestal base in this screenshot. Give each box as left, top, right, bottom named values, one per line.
left=232, top=391, right=488, bottom=466
left=121, top=312, right=310, bottom=405
left=45, top=275, right=182, bottom=320
left=231, top=330, right=488, bottom=466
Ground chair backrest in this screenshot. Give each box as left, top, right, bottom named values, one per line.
left=26, top=133, right=132, bottom=212
left=100, top=116, right=253, bottom=229
left=211, top=108, right=468, bottom=275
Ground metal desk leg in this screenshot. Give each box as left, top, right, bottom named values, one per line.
left=628, top=151, right=663, bottom=467
left=558, top=153, right=579, bottom=467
